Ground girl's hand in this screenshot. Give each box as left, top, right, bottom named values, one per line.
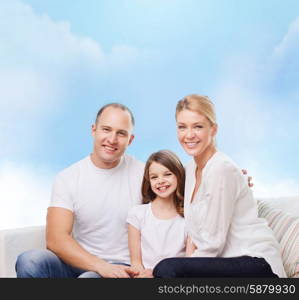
left=186, top=236, right=197, bottom=257
left=125, top=264, right=144, bottom=278
left=135, top=268, right=153, bottom=278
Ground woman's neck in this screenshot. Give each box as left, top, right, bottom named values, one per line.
left=194, top=145, right=217, bottom=171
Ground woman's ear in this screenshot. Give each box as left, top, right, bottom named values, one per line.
left=211, top=123, right=218, bottom=137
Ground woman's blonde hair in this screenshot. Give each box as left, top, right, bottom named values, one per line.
left=175, top=94, right=216, bottom=125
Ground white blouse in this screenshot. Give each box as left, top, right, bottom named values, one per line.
left=184, top=151, right=286, bottom=277
left=127, top=203, right=187, bottom=269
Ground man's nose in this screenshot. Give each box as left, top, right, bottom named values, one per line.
left=108, top=132, right=117, bottom=144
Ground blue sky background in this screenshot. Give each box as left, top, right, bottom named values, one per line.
left=1, top=0, right=299, bottom=229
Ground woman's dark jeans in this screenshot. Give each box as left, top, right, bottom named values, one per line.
left=153, top=256, right=278, bottom=278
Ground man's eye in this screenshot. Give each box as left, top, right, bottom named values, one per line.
left=102, top=128, right=110, bottom=132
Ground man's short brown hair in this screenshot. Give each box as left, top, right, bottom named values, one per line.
left=95, top=103, right=135, bottom=126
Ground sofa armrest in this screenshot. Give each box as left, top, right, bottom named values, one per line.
left=0, top=225, right=46, bottom=277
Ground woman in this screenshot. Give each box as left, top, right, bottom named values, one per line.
left=153, top=94, right=286, bottom=278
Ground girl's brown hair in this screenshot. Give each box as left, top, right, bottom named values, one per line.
left=141, top=150, right=185, bottom=217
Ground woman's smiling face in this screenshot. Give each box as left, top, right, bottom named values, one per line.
left=176, top=109, right=217, bottom=158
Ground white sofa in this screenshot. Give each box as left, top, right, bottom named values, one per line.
left=0, top=225, right=45, bottom=277
left=0, top=196, right=298, bottom=278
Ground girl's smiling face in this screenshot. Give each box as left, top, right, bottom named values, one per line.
left=149, top=162, right=178, bottom=200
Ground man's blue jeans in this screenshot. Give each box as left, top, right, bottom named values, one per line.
left=15, top=249, right=128, bottom=278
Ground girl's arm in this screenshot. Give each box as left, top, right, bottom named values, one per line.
left=186, top=235, right=197, bottom=256
left=127, top=224, right=145, bottom=275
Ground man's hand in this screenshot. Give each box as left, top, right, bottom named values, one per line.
left=96, top=262, right=131, bottom=278
left=242, top=169, right=253, bottom=188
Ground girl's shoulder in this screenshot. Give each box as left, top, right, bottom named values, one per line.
left=128, top=203, right=150, bottom=216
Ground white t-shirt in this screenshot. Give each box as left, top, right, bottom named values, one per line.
left=184, top=151, right=286, bottom=278
left=50, top=154, right=144, bottom=264
left=126, top=203, right=187, bottom=269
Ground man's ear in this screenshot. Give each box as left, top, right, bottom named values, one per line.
left=128, top=134, right=135, bottom=146
left=91, top=124, right=96, bottom=137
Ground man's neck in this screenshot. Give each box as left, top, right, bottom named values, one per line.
left=90, top=153, right=121, bottom=169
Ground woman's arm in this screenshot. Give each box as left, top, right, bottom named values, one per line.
left=189, top=162, right=241, bottom=257
left=127, top=224, right=144, bottom=276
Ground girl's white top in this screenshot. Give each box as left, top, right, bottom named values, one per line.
left=127, top=203, right=187, bottom=269
left=184, top=151, right=286, bottom=277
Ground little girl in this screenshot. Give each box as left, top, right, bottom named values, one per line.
left=126, top=150, right=187, bottom=278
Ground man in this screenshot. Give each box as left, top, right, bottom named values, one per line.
left=16, top=103, right=144, bottom=278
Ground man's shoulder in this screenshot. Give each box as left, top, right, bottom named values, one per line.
left=55, top=156, right=89, bottom=180
left=124, top=154, right=145, bottom=172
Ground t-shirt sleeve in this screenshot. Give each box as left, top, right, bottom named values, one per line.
left=190, top=162, right=242, bottom=257
left=49, top=172, right=74, bottom=211
left=126, top=205, right=143, bottom=230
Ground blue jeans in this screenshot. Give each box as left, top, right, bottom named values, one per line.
left=15, top=249, right=128, bottom=278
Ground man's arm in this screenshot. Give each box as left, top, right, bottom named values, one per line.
left=46, top=207, right=130, bottom=278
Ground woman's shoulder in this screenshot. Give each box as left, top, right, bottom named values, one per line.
left=206, top=152, right=240, bottom=176
left=184, top=159, right=196, bottom=173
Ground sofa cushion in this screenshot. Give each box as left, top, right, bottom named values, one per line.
left=258, top=199, right=299, bottom=278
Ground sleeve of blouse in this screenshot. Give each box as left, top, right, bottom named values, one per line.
left=126, top=205, right=142, bottom=230
left=189, top=161, right=242, bottom=257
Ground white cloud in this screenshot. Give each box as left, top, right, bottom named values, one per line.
left=214, top=18, right=299, bottom=199
left=0, top=0, right=141, bottom=158
left=253, top=178, right=299, bottom=198
left=272, top=18, right=299, bottom=60
left=0, top=161, right=53, bottom=230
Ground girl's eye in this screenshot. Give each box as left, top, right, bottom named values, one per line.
left=150, top=176, right=157, bottom=180
left=195, top=125, right=203, bottom=129
left=178, top=126, right=185, bottom=130
left=165, top=173, right=172, bottom=176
